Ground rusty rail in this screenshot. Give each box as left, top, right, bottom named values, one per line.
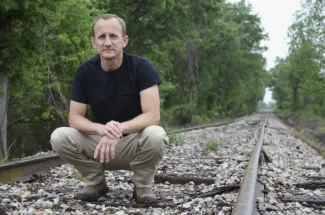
left=166, top=117, right=247, bottom=134
left=0, top=114, right=259, bottom=184
left=232, top=115, right=267, bottom=215
left=0, top=117, right=243, bottom=183
left=0, top=154, right=64, bottom=183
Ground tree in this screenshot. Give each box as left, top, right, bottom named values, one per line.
left=3, top=0, right=269, bottom=159
left=1, top=0, right=98, bottom=158
left=270, top=0, right=325, bottom=118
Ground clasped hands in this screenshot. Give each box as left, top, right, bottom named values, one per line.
left=94, top=121, right=123, bottom=163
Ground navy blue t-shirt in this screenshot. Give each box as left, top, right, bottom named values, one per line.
left=70, top=52, right=162, bottom=124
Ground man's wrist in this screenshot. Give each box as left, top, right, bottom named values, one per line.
left=93, top=123, right=104, bottom=135
left=120, top=122, right=128, bottom=134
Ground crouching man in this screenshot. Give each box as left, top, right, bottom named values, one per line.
left=50, top=14, right=168, bottom=203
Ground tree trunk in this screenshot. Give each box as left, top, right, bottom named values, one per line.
left=292, top=84, right=299, bottom=110
left=185, top=39, right=198, bottom=105
left=290, top=72, right=300, bottom=111
left=0, top=71, right=8, bottom=160
left=0, top=18, right=11, bottom=160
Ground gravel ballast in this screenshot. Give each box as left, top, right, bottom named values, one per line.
left=1, top=114, right=324, bottom=214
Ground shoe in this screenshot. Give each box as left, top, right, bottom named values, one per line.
left=74, top=181, right=109, bottom=202
left=133, top=187, right=157, bottom=203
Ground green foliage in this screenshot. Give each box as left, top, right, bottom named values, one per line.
left=168, top=134, right=185, bottom=146
left=270, top=0, right=325, bottom=120
left=316, top=126, right=325, bottom=134
left=2, top=0, right=268, bottom=158
left=0, top=140, right=16, bottom=164
left=202, top=139, right=219, bottom=151
left=73, top=169, right=84, bottom=181
left=293, top=131, right=306, bottom=141
left=166, top=104, right=196, bottom=125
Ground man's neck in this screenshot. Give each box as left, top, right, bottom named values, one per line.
left=100, top=53, right=123, bottom=72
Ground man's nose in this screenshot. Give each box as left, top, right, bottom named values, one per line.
left=104, top=37, right=112, bottom=45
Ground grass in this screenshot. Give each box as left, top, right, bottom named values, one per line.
left=0, top=140, right=16, bottom=164
left=168, top=133, right=185, bottom=146
left=293, top=130, right=325, bottom=157
left=73, top=169, right=84, bottom=181
left=202, top=139, right=219, bottom=151
left=293, top=131, right=306, bottom=141
left=278, top=113, right=325, bottom=158
left=316, top=126, right=325, bottom=134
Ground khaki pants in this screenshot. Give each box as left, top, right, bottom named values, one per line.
left=50, top=125, right=168, bottom=188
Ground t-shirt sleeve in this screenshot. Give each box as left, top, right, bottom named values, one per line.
left=70, top=66, right=89, bottom=104
left=137, top=58, right=162, bottom=92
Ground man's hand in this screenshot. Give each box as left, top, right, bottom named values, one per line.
left=94, top=136, right=118, bottom=163
left=96, top=120, right=123, bottom=139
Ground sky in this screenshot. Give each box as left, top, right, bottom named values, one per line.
left=227, top=0, right=302, bottom=103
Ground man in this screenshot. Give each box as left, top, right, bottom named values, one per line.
left=50, top=14, right=168, bottom=203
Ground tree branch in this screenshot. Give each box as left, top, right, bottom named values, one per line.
left=41, top=18, right=68, bottom=125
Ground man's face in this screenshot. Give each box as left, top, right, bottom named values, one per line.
left=91, top=18, right=128, bottom=60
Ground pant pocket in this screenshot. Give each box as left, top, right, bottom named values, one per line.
left=73, top=142, right=83, bottom=154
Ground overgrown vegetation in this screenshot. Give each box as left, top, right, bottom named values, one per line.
left=293, top=130, right=325, bottom=158
left=1, top=0, right=268, bottom=159
left=74, top=169, right=84, bottom=181
left=202, top=139, right=219, bottom=151
left=269, top=0, right=325, bottom=120
left=268, top=0, right=325, bottom=151
left=0, top=140, right=15, bottom=164
left=168, top=134, right=185, bottom=146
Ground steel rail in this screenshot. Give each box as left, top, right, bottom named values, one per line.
left=167, top=119, right=234, bottom=134
left=0, top=154, right=63, bottom=182
left=0, top=122, right=230, bottom=183
left=0, top=114, right=255, bottom=183
left=232, top=115, right=267, bottom=215
left=168, top=115, right=254, bottom=134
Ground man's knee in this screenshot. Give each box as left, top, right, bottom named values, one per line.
left=141, top=125, right=169, bottom=155
left=50, top=127, right=72, bottom=153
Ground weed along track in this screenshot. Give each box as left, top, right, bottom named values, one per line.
left=2, top=113, right=325, bottom=214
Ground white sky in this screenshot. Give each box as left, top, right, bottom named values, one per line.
left=227, top=0, right=302, bottom=103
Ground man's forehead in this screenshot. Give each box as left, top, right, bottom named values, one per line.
left=94, top=18, right=122, bottom=33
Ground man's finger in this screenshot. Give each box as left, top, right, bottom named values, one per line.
left=105, top=145, right=110, bottom=163
left=108, top=121, right=122, bottom=137
left=104, top=130, right=114, bottom=139
left=105, top=125, right=120, bottom=139
left=110, top=144, right=115, bottom=160
left=100, top=144, right=106, bottom=163
left=111, top=121, right=123, bottom=133
left=94, top=142, right=102, bottom=159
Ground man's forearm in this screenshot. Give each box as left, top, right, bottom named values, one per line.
left=69, top=114, right=102, bottom=135
left=120, top=112, right=160, bottom=134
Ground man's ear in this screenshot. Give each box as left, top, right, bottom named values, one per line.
left=91, top=37, right=96, bottom=49
left=122, top=35, right=129, bottom=48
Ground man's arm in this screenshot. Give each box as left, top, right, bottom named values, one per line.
left=69, top=101, right=122, bottom=139
left=69, top=101, right=102, bottom=134
left=120, top=85, right=160, bottom=134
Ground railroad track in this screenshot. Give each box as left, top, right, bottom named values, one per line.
left=1, top=112, right=323, bottom=214
left=0, top=117, right=240, bottom=184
